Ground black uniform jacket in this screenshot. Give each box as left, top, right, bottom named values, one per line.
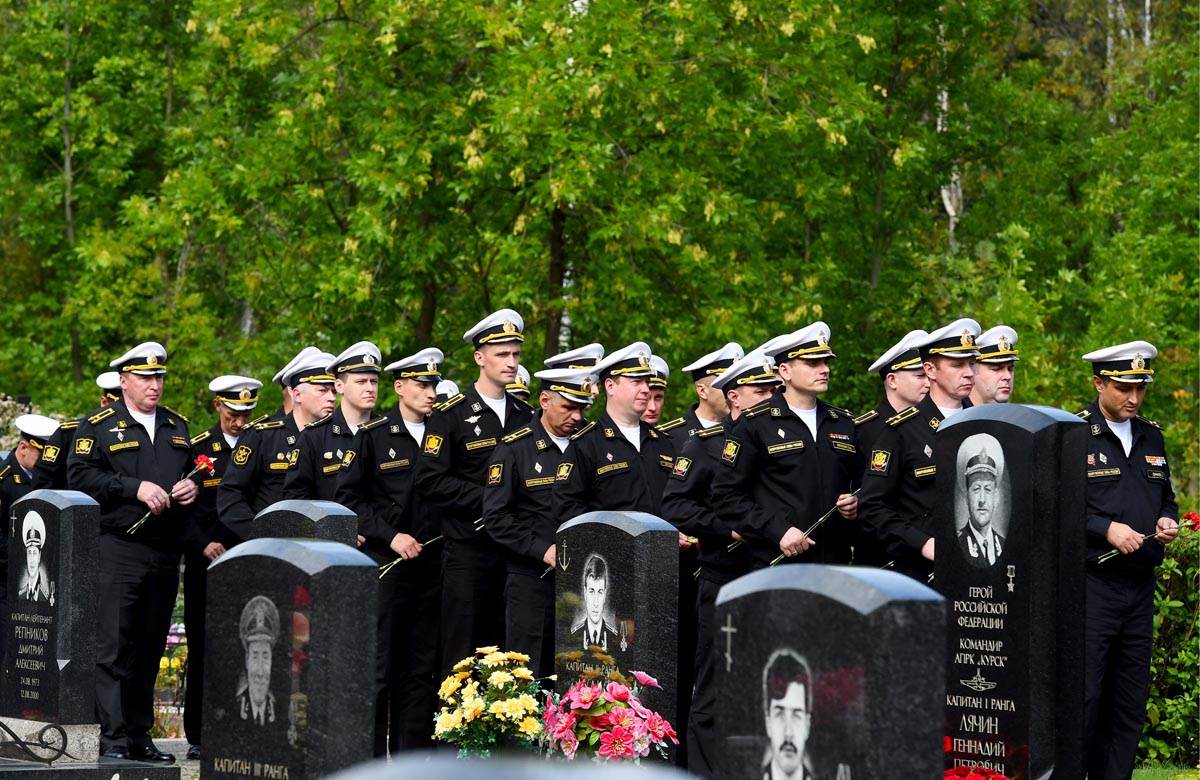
left=187, top=423, right=242, bottom=553
left=416, top=386, right=535, bottom=543
left=655, top=406, right=705, bottom=448
left=661, top=420, right=753, bottom=581
left=857, top=395, right=971, bottom=572
left=285, top=406, right=375, bottom=501
left=710, top=395, right=861, bottom=567
left=552, top=411, right=677, bottom=522
left=67, top=400, right=194, bottom=549
left=216, top=414, right=302, bottom=542
left=336, top=408, right=437, bottom=566
left=483, top=419, right=571, bottom=576
left=30, top=417, right=82, bottom=490
left=1078, top=403, right=1177, bottom=577
left=853, top=398, right=895, bottom=460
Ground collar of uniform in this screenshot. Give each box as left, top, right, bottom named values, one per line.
left=329, top=406, right=353, bottom=436
left=1085, top=400, right=1146, bottom=445
left=596, top=411, right=651, bottom=445
left=114, top=400, right=172, bottom=431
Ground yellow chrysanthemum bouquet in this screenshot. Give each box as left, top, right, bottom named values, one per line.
left=432, top=646, right=545, bottom=757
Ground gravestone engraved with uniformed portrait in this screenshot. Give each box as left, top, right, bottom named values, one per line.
left=714, top=565, right=945, bottom=780
left=2, top=490, right=98, bottom=726
left=202, top=538, right=376, bottom=780
left=554, top=512, right=678, bottom=732
left=934, top=404, right=1087, bottom=780
left=250, top=500, right=358, bottom=546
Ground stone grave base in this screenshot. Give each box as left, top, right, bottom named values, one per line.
left=0, top=721, right=99, bottom=765
left=0, top=757, right=180, bottom=780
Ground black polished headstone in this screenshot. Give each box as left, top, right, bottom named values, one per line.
left=934, top=404, right=1086, bottom=779
left=554, top=512, right=679, bottom=730
left=714, top=565, right=945, bottom=779
left=250, top=500, right=357, bottom=546
left=2, top=490, right=98, bottom=724
left=201, top=538, right=376, bottom=780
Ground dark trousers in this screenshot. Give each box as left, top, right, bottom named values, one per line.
left=95, top=535, right=180, bottom=751
left=375, top=561, right=441, bottom=756
left=675, top=549, right=698, bottom=768
left=182, top=551, right=208, bottom=745
left=504, top=570, right=555, bottom=679
left=687, top=576, right=724, bottom=779
left=1084, top=573, right=1155, bottom=780
left=440, top=539, right=505, bottom=674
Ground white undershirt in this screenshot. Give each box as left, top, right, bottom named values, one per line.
left=789, top=404, right=818, bottom=440
left=548, top=433, right=571, bottom=453
left=223, top=433, right=239, bottom=449
left=404, top=420, right=426, bottom=445
left=615, top=422, right=642, bottom=452
left=1108, top=419, right=1133, bottom=456
left=128, top=407, right=157, bottom=443
left=937, top=404, right=964, bottom=421
left=696, top=414, right=721, bottom=429
left=480, top=393, right=507, bottom=427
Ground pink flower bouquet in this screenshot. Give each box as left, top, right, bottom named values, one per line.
left=543, top=672, right=677, bottom=762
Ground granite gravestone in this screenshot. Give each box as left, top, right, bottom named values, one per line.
left=934, top=404, right=1086, bottom=779
left=328, top=754, right=693, bottom=780
left=202, top=538, right=376, bottom=780
left=249, top=500, right=357, bottom=546
left=554, top=512, right=679, bottom=730
left=713, top=565, right=945, bottom=780
left=0, top=490, right=100, bottom=762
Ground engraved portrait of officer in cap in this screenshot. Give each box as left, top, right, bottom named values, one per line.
left=17, top=510, right=53, bottom=604
left=954, top=434, right=1010, bottom=569
left=237, top=595, right=279, bottom=727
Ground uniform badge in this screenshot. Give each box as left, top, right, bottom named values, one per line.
left=74, top=437, right=94, bottom=456
left=473, top=425, right=482, bottom=436
left=487, top=463, right=504, bottom=486
left=287, top=449, right=300, bottom=465
left=424, top=435, right=444, bottom=456
left=212, top=441, right=223, bottom=452
left=672, top=457, right=692, bottom=478
left=471, top=403, right=483, bottom=413
left=929, top=418, right=940, bottom=429
left=534, top=462, right=543, bottom=473
left=388, top=448, right=397, bottom=458
left=1091, top=424, right=1100, bottom=436
left=1145, top=455, right=1166, bottom=467
left=923, top=445, right=932, bottom=458
left=42, top=445, right=59, bottom=463
left=336, top=449, right=343, bottom=459
left=324, top=452, right=333, bottom=460
left=390, top=425, right=401, bottom=434
left=1099, top=453, right=1107, bottom=464
left=869, top=449, right=891, bottom=474
left=287, top=435, right=297, bottom=445
left=1087, top=453, right=1095, bottom=466
left=233, top=444, right=253, bottom=466
left=777, top=428, right=785, bottom=438
left=117, top=431, right=125, bottom=442
left=555, top=462, right=574, bottom=481
left=721, top=440, right=740, bottom=464
left=466, top=415, right=481, bottom=424
left=342, top=451, right=356, bottom=467
left=606, top=452, right=614, bottom=462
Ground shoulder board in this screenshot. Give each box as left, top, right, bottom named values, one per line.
left=359, top=416, right=389, bottom=432
left=1075, top=409, right=1091, bottom=420
left=656, top=417, right=686, bottom=433
left=696, top=425, right=725, bottom=438
left=827, top=405, right=852, bottom=418
left=255, top=420, right=285, bottom=430
left=305, top=414, right=332, bottom=429
left=58, top=419, right=80, bottom=430
left=160, top=405, right=189, bottom=423
left=246, top=413, right=270, bottom=427
left=0, top=465, right=10, bottom=481
left=854, top=409, right=879, bottom=427
left=88, top=407, right=116, bottom=425
left=743, top=400, right=773, bottom=418
left=502, top=426, right=533, bottom=444
left=190, top=430, right=212, bottom=446
left=885, top=406, right=919, bottom=427
left=436, top=393, right=465, bottom=411
left=1137, top=415, right=1161, bottom=429
left=570, top=421, right=597, bottom=441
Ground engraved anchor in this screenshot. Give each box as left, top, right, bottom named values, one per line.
left=559, top=540, right=572, bottom=572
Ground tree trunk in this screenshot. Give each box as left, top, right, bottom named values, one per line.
left=416, top=277, right=437, bottom=345
left=543, top=208, right=566, bottom=360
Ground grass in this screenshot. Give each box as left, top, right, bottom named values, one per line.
left=1134, top=768, right=1199, bottom=780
